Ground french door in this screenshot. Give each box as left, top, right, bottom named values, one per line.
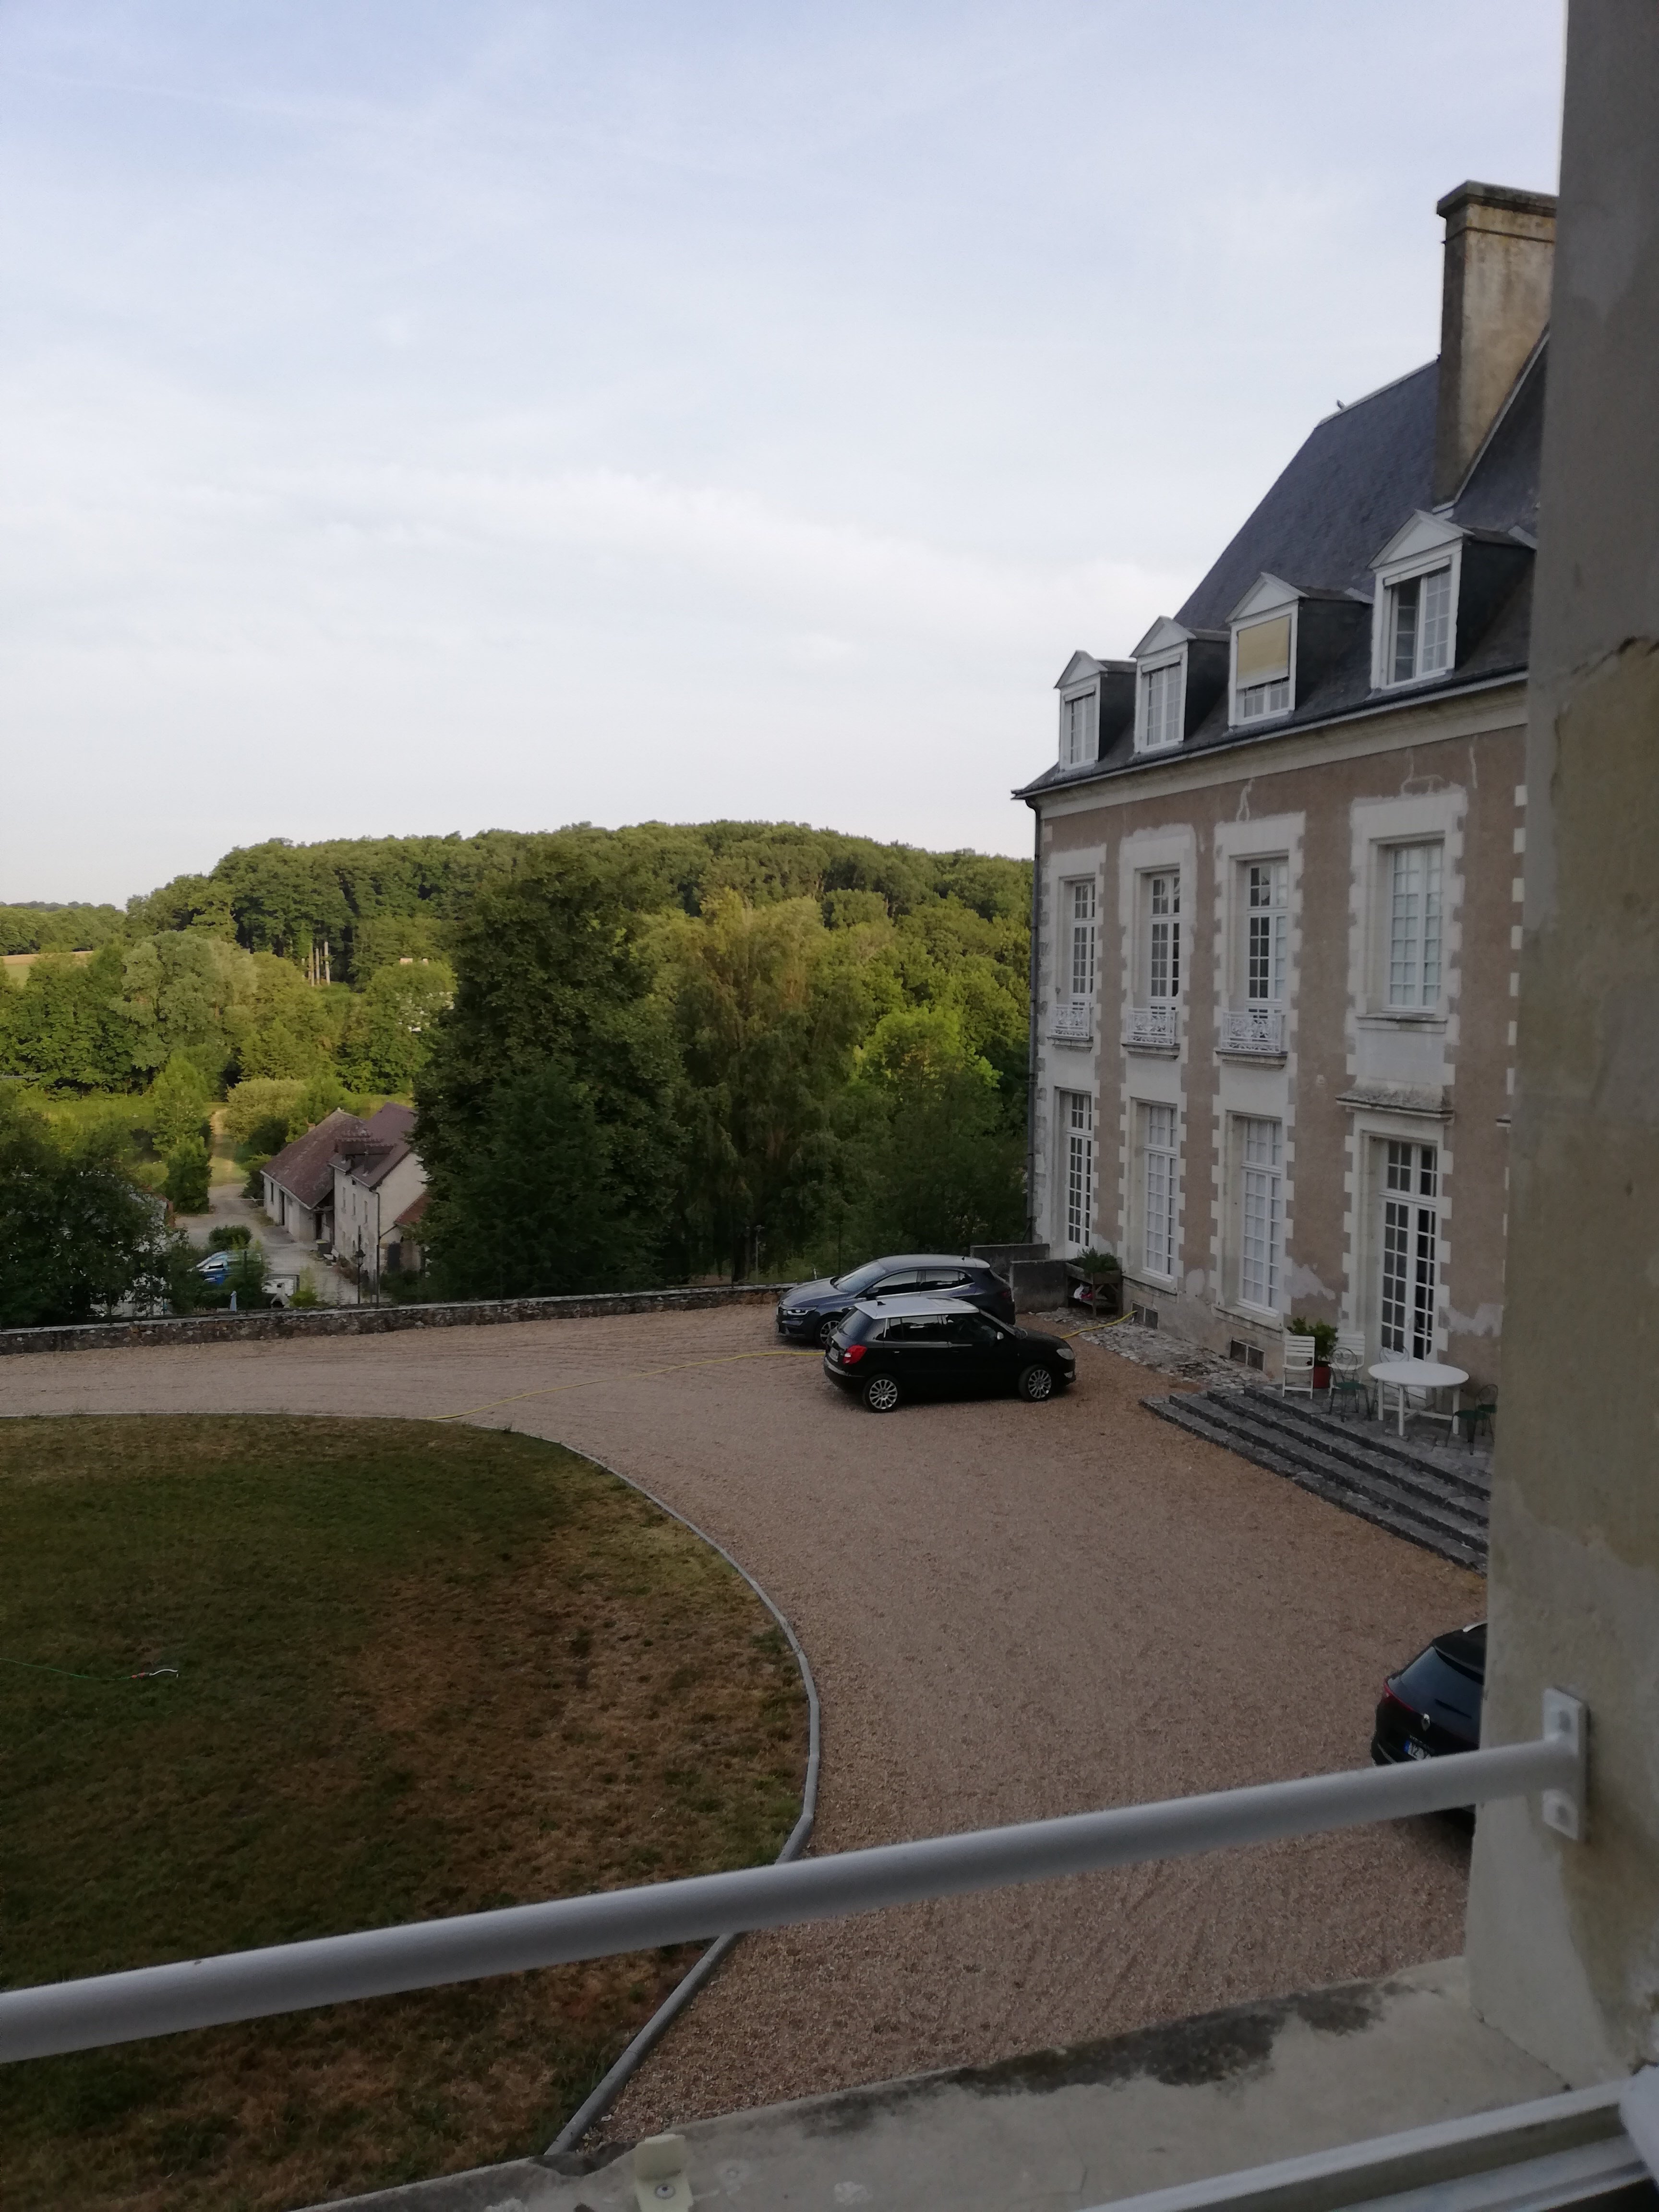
left=1061, top=1091, right=1094, bottom=1251
left=1379, top=1141, right=1438, bottom=1358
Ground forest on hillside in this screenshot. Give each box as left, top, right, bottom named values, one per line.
left=0, top=823, right=1033, bottom=1302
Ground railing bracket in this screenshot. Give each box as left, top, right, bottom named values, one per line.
left=1539, top=1688, right=1587, bottom=1842
left=634, top=2134, right=693, bottom=2212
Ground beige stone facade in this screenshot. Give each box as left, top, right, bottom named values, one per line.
left=1030, top=685, right=1525, bottom=1386
left=1017, top=182, right=1557, bottom=1391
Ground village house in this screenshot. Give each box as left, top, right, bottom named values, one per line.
left=329, top=1103, right=426, bottom=1287
left=1016, top=181, right=1556, bottom=1386
left=259, top=1102, right=427, bottom=1285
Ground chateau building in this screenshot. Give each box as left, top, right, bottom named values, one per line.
left=1015, top=183, right=1557, bottom=1383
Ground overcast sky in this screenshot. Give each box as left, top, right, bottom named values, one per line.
left=1, top=2, right=1564, bottom=905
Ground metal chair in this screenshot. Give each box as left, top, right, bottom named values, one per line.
left=1281, top=1331, right=1317, bottom=1400
left=1328, top=1339, right=1371, bottom=1420
left=1454, top=1385, right=1497, bottom=1451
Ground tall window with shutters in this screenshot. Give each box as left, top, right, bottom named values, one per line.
left=1139, top=1103, right=1178, bottom=1279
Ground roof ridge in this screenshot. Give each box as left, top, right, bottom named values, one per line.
left=1313, top=356, right=1437, bottom=428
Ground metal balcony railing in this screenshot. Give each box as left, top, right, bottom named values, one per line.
left=1050, top=997, right=1093, bottom=1045
left=0, top=1695, right=1584, bottom=2066
left=1219, top=1005, right=1286, bottom=1057
left=1123, top=1002, right=1179, bottom=1050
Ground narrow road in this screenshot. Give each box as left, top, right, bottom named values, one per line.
left=0, top=1309, right=1480, bottom=2137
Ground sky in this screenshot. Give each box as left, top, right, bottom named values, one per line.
left=0, top=2, right=1565, bottom=905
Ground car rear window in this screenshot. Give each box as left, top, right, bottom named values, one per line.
left=1394, top=1644, right=1483, bottom=1728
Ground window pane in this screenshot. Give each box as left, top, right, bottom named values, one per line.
left=1420, top=568, right=1452, bottom=673
left=1391, top=577, right=1420, bottom=683
left=1238, top=1117, right=1283, bottom=1311
left=1142, top=1104, right=1177, bottom=1277
left=1062, top=1090, right=1094, bottom=1247
left=1143, top=662, right=1181, bottom=748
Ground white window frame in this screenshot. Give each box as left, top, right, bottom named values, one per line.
left=1373, top=547, right=1461, bottom=690
left=1235, top=1117, right=1285, bottom=1317
left=1064, top=877, right=1096, bottom=1001
left=1142, top=869, right=1181, bottom=1005
left=1229, top=606, right=1297, bottom=727
left=1240, top=857, right=1289, bottom=1007
left=1059, top=1089, right=1094, bottom=1252
left=1380, top=840, right=1444, bottom=1012
left=1137, top=1101, right=1179, bottom=1283
left=1135, top=652, right=1186, bottom=754
left=1378, top=1139, right=1440, bottom=1359
left=1059, top=688, right=1095, bottom=769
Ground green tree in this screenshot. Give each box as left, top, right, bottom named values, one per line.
left=425, top=1060, right=654, bottom=1298
left=146, top=1053, right=211, bottom=1151
left=337, top=960, right=455, bottom=1091
left=655, top=891, right=867, bottom=1277
left=164, top=1135, right=212, bottom=1216
left=0, top=946, right=136, bottom=1092
left=121, top=934, right=257, bottom=1081
left=0, top=1095, right=185, bottom=1326
left=416, top=837, right=680, bottom=1287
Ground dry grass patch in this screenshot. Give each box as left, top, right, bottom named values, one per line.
left=0, top=1415, right=806, bottom=2211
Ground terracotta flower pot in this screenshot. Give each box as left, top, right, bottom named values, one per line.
left=1312, top=1363, right=1332, bottom=1391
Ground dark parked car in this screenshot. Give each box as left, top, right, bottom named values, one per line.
left=823, top=1295, right=1075, bottom=1412
left=1372, top=1621, right=1486, bottom=1765
left=777, top=1254, right=1016, bottom=1346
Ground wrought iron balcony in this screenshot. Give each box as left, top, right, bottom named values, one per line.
left=1122, top=1003, right=1179, bottom=1051
left=1219, top=1005, right=1286, bottom=1057
left=1049, top=997, right=1093, bottom=1046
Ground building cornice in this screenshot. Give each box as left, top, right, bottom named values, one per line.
left=1020, top=669, right=1527, bottom=817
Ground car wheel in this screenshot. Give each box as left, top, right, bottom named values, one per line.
left=817, top=1314, right=841, bottom=1348
left=1017, top=1363, right=1056, bottom=1403
left=863, top=1373, right=902, bottom=1413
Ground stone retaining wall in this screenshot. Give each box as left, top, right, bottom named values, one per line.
left=0, top=1283, right=793, bottom=1359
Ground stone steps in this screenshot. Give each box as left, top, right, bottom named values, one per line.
left=1146, top=1386, right=1489, bottom=1572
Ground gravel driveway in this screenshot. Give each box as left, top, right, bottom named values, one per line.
left=0, top=1307, right=1480, bottom=2139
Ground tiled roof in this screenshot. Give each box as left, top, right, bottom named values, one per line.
left=395, top=1190, right=429, bottom=1229
left=263, top=1109, right=368, bottom=1210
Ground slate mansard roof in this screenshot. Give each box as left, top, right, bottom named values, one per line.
left=1018, top=341, right=1544, bottom=801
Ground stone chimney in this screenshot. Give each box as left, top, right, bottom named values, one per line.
left=1432, top=181, right=1557, bottom=504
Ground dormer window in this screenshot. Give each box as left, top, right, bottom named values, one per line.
left=1060, top=690, right=1094, bottom=768
left=1140, top=659, right=1183, bottom=752
left=1370, top=514, right=1469, bottom=691
left=1232, top=613, right=1293, bottom=723
left=1385, top=566, right=1453, bottom=683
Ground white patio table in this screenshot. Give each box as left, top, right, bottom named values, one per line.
left=1369, top=1357, right=1468, bottom=1438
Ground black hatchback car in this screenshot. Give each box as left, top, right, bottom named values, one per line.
left=1372, top=1621, right=1486, bottom=1764
left=823, top=1295, right=1075, bottom=1412
left=777, top=1254, right=1016, bottom=1346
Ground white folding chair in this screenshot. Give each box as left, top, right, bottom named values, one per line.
left=1280, top=1332, right=1317, bottom=1400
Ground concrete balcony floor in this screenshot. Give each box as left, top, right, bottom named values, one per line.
left=313, top=1959, right=1564, bottom=2212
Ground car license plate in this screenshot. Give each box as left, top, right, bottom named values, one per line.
left=1403, top=1738, right=1431, bottom=1761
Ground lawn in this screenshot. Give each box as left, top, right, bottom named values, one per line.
left=0, top=1416, right=807, bottom=2212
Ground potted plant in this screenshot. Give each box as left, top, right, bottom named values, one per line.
left=1069, top=1250, right=1122, bottom=1315
left=1288, top=1316, right=1337, bottom=1390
